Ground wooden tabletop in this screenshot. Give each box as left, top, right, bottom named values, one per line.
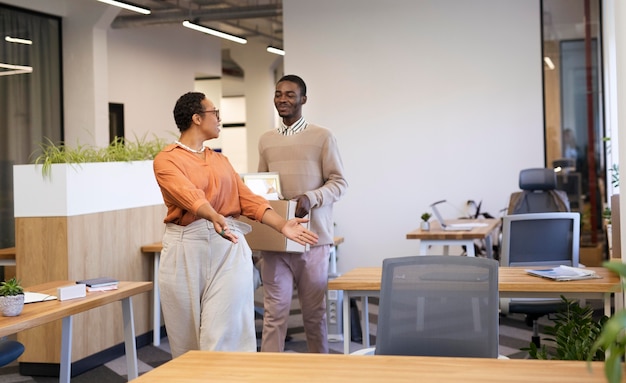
left=132, top=351, right=612, bottom=383
left=0, top=280, right=153, bottom=337
left=406, top=218, right=500, bottom=240
left=327, top=266, right=621, bottom=293
left=141, top=237, right=345, bottom=253
left=0, top=247, right=16, bottom=261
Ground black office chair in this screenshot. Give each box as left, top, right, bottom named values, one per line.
left=507, top=168, right=570, bottom=214
left=357, top=256, right=500, bottom=358
left=499, top=212, right=580, bottom=347
left=0, top=338, right=25, bottom=367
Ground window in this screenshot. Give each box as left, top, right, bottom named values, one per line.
left=0, top=5, right=62, bottom=247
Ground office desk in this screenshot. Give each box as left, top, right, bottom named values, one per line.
left=0, top=280, right=152, bottom=383
left=406, top=218, right=500, bottom=258
left=132, top=350, right=611, bottom=382
left=327, top=266, right=621, bottom=354
left=0, top=247, right=16, bottom=266
left=142, top=236, right=345, bottom=346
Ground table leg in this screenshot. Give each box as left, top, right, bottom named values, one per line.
left=60, top=316, right=72, bottom=383
left=419, top=241, right=429, bottom=255
left=122, top=296, right=139, bottom=381
left=465, top=243, right=475, bottom=257
left=153, top=251, right=161, bottom=346
left=362, top=296, right=370, bottom=348
left=342, top=291, right=350, bottom=354
left=485, top=234, right=493, bottom=259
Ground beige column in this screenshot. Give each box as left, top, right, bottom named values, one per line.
left=62, top=2, right=118, bottom=147
left=228, top=41, right=283, bottom=172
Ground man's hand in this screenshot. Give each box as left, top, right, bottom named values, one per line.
left=294, top=194, right=311, bottom=218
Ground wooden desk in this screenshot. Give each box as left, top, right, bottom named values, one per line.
left=132, top=350, right=612, bottom=383
left=328, top=266, right=621, bottom=354
left=0, top=280, right=152, bottom=383
left=406, top=218, right=500, bottom=258
left=0, top=247, right=16, bottom=266
left=141, top=237, right=345, bottom=346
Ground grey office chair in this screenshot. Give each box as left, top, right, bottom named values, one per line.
left=499, top=212, right=581, bottom=347
left=370, top=255, right=499, bottom=358
left=507, top=168, right=570, bottom=214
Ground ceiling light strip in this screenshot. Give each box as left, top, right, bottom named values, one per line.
left=5, top=36, right=32, bottom=45
left=182, top=21, right=247, bottom=45
left=543, top=56, right=555, bottom=70
left=0, top=63, right=33, bottom=76
left=97, top=0, right=151, bottom=15
left=266, top=46, right=285, bottom=56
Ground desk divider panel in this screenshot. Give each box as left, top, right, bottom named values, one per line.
left=15, top=204, right=166, bottom=365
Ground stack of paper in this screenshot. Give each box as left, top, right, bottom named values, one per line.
left=526, top=265, right=601, bottom=281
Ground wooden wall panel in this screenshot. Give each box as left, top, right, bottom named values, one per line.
left=16, top=204, right=166, bottom=363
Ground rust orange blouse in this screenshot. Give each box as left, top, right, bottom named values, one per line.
left=153, top=144, right=271, bottom=226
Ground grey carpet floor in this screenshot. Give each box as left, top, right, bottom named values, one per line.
left=0, top=291, right=595, bottom=382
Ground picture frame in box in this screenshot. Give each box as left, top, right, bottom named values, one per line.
left=241, top=172, right=282, bottom=200
left=238, top=200, right=309, bottom=253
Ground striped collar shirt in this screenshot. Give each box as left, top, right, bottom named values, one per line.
left=277, top=116, right=308, bottom=136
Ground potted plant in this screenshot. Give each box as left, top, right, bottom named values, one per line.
left=524, top=295, right=606, bottom=361
left=420, top=212, right=432, bottom=231
left=0, top=277, right=25, bottom=317
left=590, top=261, right=626, bottom=383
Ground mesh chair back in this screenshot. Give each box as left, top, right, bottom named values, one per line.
left=500, top=212, right=580, bottom=267
left=375, top=256, right=499, bottom=358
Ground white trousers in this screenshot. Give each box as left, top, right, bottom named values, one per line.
left=159, top=218, right=255, bottom=358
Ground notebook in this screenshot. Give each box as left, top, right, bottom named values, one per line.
left=430, top=200, right=488, bottom=231
left=526, top=265, right=601, bottom=281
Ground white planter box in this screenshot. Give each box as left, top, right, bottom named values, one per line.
left=13, top=161, right=163, bottom=217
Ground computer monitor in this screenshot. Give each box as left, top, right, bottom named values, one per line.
left=500, top=212, right=580, bottom=267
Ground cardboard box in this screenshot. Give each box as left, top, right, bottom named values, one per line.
left=238, top=200, right=309, bottom=253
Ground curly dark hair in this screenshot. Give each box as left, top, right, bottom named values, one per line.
left=277, top=74, right=307, bottom=97
left=173, top=92, right=206, bottom=132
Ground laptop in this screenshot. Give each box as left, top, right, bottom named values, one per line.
left=430, top=200, right=488, bottom=231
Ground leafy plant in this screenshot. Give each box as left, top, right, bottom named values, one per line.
left=523, top=295, right=606, bottom=361
left=0, top=277, right=24, bottom=297
left=590, top=261, right=626, bottom=383
left=32, top=134, right=168, bottom=178
left=420, top=212, right=431, bottom=222
left=604, top=136, right=619, bottom=188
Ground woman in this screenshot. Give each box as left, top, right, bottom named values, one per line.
left=153, top=92, right=318, bottom=357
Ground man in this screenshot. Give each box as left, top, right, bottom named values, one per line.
left=258, top=74, right=348, bottom=353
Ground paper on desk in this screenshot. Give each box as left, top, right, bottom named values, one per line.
left=525, top=265, right=601, bottom=281
left=87, top=285, right=119, bottom=292
left=24, top=292, right=57, bottom=303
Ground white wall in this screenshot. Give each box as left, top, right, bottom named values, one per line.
left=283, top=0, right=544, bottom=272
left=107, top=25, right=222, bottom=142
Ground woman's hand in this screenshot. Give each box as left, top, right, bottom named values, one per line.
left=213, top=219, right=239, bottom=244
left=281, top=218, right=319, bottom=245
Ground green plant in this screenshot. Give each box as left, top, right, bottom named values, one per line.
left=604, top=136, right=619, bottom=188
left=32, top=134, right=168, bottom=178
left=523, top=296, right=606, bottom=361
left=420, top=212, right=431, bottom=222
left=590, top=261, right=626, bottom=383
left=0, top=277, right=24, bottom=297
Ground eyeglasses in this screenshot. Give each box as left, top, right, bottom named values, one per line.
left=199, top=109, right=220, bottom=119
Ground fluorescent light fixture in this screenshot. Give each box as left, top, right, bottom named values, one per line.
left=182, top=20, right=247, bottom=44
left=5, top=36, right=32, bottom=45
left=543, top=56, right=555, bottom=70
left=0, top=63, right=33, bottom=76
left=97, top=0, right=151, bottom=15
left=266, top=46, right=285, bottom=56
